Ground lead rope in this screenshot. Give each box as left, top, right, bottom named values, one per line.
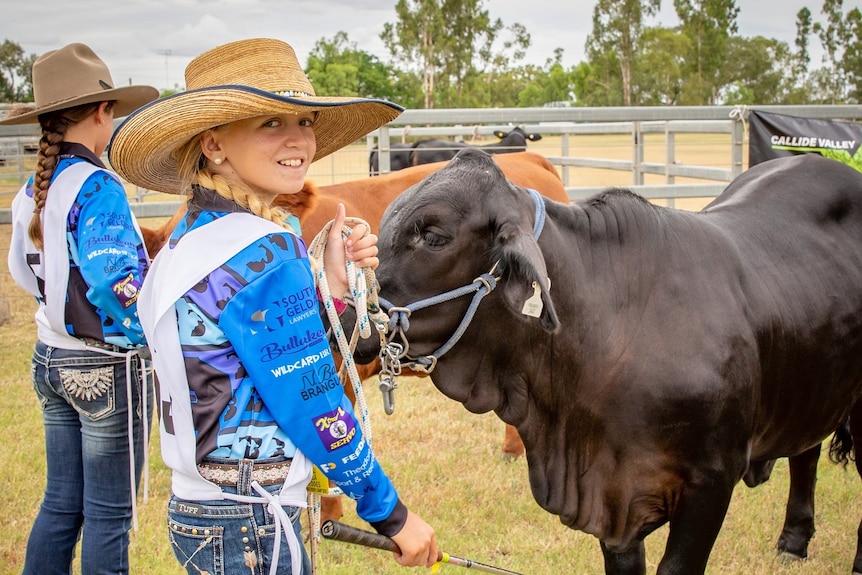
left=85, top=346, right=151, bottom=531
left=305, top=217, right=389, bottom=574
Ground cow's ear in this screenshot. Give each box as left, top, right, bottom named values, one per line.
left=493, top=130, right=507, bottom=140
left=495, top=223, right=559, bottom=333
left=527, top=133, right=542, bottom=142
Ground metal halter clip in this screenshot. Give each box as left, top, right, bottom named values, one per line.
left=378, top=342, right=403, bottom=415
left=378, top=373, right=398, bottom=415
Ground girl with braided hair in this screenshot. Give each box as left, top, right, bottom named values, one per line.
left=107, top=38, right=437, bottom=575
left=2, top=43, right=158, bottom=574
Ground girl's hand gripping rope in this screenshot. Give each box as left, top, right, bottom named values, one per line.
left=306, top=203, right=383, bottom=555
left=323, top=202, right=379, bottom=298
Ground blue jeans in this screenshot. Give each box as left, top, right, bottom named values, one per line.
left=22, top=341, right=153, bottom=575
left=167, top=471, right=311, bottom=575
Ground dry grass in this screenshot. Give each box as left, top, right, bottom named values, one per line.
left=2, top=135, right=859, bottom=575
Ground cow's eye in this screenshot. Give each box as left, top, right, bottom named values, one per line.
left=421, top=228, right=448, bottom=248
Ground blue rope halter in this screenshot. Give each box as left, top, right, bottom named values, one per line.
left=377, top=187, right=547, bottom=375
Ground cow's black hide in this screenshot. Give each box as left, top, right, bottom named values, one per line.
left=368, top=142, right=413, bottom=175
left=408, top=126, right=542, bottom=166
left=358, top=147, right=862, bottom=575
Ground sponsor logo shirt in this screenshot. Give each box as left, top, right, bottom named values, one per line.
left=15, top=143, right=148, bottom=347
left=169, top=188, right=398, bottom=522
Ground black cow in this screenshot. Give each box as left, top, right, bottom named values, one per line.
left=356, top=148, right=862, bottom=575
left=368, top=142, right=413, bottom=175
left=409, top=126, right=542, bottom=166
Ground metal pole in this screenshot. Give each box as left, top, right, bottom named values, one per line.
left=320, top=520, right=527, bottom=575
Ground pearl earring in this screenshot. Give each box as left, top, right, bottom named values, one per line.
left=213, top=157, right=223, bottom=165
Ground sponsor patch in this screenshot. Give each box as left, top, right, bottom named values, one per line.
left=112, top=272, right=140, bottom=308
left=313, top=406, right=357, bottom=452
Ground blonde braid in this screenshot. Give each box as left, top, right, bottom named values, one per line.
left=191, top=162, right=320, bottom=274
left=195, top=169, right=291, bottom=230
left=175, top=136, right=291, bottom=230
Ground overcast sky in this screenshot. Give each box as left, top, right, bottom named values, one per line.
left=2, top=0, right=838, bottom=92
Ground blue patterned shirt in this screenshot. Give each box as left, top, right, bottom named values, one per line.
left=23, top=143, right=148, bottom=347
left=168, top=187, right=400, bottom=524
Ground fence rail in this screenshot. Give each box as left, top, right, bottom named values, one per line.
left=3, top=104, right=862, bottom=223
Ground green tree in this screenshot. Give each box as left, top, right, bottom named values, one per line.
left=436, top=0, right=500, bottom=107
left=479, top=22, right=531, bottom=107
left=674, top=0, right=740, bottom=104
left=305, top=32, right=400, bottom=102
left=381, top=0, right=446, bottom=108
left=387, top=69, right=426, bottom=109
left=812, top=0, right=862, bottom=103
left=777, top=8, right=816, bottom=104
left=814, top=0, right=851, bottom=102
left=633, top=26, right=690, bottom=105
left=569, top=61, right=596, bottom=106
left=516, top=49, right=577, bottom=107
left=585, top=0, right=661, bottom=106
left=582, top=43, right=624, bottom=106
left=844, top=7, right=862, bottom=102
left=793, top=8, right=813, bottom=82
left=381, top=0, right=526, bottom=108
left=0, top=39, right=35, bottom=102
left=718, top=36, right=795, bottom=104
left=482, top=64, right=532, bottom=107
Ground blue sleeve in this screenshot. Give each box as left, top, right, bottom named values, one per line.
left=219, top=239, right=400, bottom=523
left=73, top=171, right=147, bottom=345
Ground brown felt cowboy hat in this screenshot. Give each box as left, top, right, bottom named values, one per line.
left=108, top=38, right=404, bottom=195
left=0, top=42, right=158, bottom=125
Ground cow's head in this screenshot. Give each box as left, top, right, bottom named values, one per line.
left=494, top=126, right=543, bottom=143
left=359, top=147, right=559, bottom=369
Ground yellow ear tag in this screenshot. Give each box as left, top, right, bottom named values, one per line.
left=521, top=281, right=543, bottom=318
left=306, top=465, right=331, bottom=495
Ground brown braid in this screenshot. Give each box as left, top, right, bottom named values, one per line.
left=175, top=137, right=291, bottom=230
left=29, top=101, right=110, bottom=249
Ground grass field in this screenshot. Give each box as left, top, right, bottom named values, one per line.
left=1, top=134, right=860, bottom=574
left=1, top=242, right=859, bottom=575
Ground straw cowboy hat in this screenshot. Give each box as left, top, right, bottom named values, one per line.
left=108, top=38, right=404, bottom=194
left=0, top=42, right=158, bottom=126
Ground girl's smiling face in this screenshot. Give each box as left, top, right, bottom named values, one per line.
left=200, top=111, right=317, bottom=205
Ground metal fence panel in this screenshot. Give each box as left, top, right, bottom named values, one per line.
left=3, top=105, right=862, bottom=222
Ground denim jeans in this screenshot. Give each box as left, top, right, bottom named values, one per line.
left=167, top=476, right=311, bottom=575
left=22, top=340, right=153, bottom=575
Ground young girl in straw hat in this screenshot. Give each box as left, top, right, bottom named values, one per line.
left=108, top=38, right=437, bottom=574
left=2, top=43, right=158, bottom=574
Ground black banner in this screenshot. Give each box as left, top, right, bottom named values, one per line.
left=749, top=110, right=862, bottom=172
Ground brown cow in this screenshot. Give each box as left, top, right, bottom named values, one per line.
left=277, top=150, right=566, bottom=246
left=139, top=150, right=568, bottom=519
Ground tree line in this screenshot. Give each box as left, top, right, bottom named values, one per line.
left=2, top=0, right=860, bottom=108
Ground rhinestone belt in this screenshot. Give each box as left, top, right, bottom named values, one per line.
left=197, top=458, right=293, bottom=487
